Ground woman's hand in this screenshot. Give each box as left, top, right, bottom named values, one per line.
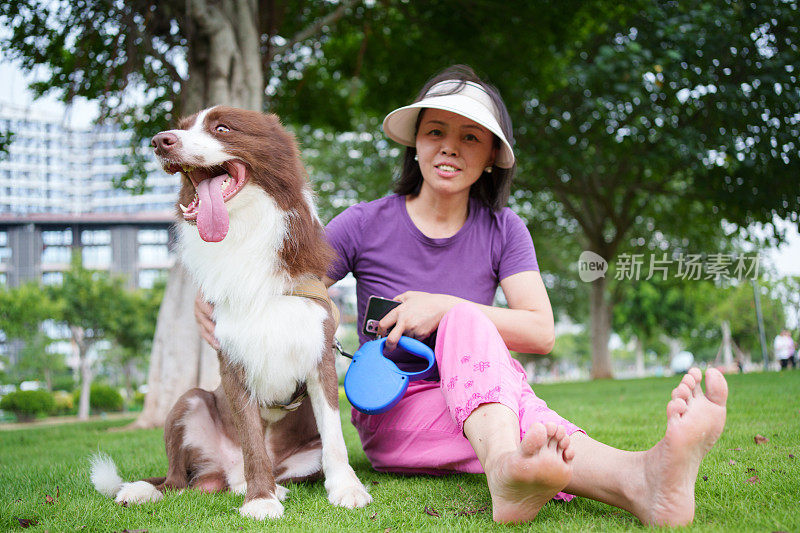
left=378, top=291, right=460, bottom=351
left=194, top=292, right=220, bottom=350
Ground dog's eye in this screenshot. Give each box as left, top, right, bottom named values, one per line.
left=215, top=125, right=230, bottom=133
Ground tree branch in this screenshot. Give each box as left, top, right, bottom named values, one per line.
left=267, top=0, right=360, bottom=62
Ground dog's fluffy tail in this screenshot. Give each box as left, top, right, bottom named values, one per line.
left=90, top=452, right=124, bottom=498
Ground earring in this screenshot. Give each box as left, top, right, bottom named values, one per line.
left=414, top=154, right=419, bottom=161
left=484, top=166, right=493, bottom=173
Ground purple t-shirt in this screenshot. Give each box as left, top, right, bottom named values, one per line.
left=325, top=194, right=538, bottom=346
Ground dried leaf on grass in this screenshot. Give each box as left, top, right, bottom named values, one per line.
left=754, top=434, right=770, bottom=444
left=746, top=475, right=760, bottom=484
left=457, top=505, right=489, bottom=516
left=16, top=518, right=38, bottom=528
left=702, top=475, right=708, bottom=481
left=45, top=494, right=55, bottom=504
left=424, top=506, right=441, bottom=517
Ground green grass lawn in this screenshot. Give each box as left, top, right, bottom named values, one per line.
left=1, top=371, right=798, bottom=532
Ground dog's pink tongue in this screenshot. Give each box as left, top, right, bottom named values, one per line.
left=196, top=174, right=229, bottom=242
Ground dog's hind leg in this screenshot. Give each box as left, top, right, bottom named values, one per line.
left=218, top=356, right=283, bottom=520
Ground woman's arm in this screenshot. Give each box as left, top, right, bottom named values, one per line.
left=378, top=270, right=555, bottom=354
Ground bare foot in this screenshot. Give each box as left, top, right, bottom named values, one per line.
left=485, top=422, right=574, bottom=523
left=634, top=367, right=728, bottom=526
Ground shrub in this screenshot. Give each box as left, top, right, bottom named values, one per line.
left=52, top=390, right=75, bottom=415
left=0, top=390, right=55, bottom=422
left=73, top=384, right=124, bottom=412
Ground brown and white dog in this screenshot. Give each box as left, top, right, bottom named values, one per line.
left=91, top=106, right=371, bottom=519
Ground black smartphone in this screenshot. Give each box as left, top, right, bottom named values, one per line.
left=363, top=296, right=401, bottom=337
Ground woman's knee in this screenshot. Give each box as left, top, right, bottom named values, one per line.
left=442, top=301, right=489, bottom=325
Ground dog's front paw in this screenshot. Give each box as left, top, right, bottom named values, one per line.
left=327, top=482, right=372, bottom=509
left=239, top=497, right=284, bottom=520
left=114, top=481, right=164, bottom=505
left=229, top=481, right=247, bottom=495
left=275, top=484, right=290, bottom=502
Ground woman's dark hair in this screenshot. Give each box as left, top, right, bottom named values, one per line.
left=392, top=64, right=516, bottom=211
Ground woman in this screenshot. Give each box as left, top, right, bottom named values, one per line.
left=197, top=65, right=728, bottom=525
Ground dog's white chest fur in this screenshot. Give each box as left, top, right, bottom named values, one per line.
left=178, top=186, right=327, bottom=405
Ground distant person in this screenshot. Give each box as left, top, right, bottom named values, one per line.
left=773, top=329, right=796, bottom=369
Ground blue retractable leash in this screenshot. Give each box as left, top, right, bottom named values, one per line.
left=342, top=337, right=436, bottom=415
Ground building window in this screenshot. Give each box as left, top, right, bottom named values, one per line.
left=81, top=229, right=111, bottom=245
left=138, top=244, right=169, bottom=264
left=42, top=246, right=71, bottom=265
left=42, top=229, right=72, bottom=246
left=138, top=229, right=169, bottom=244
left=42, top=271, right=64, bottom=285
left=138, top=268, right=166, bottom=289
left=82, top=245, right=111, bottom=269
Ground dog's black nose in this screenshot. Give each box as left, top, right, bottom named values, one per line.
left=151, top=132, right=179, bottom=154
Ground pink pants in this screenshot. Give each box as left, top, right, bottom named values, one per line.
left=350, top=302, right=582, bottom=499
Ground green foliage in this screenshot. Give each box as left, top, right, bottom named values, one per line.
left=47, top=254, right=127, bottom=339
left=0, top=129, right=12, bottom=159
left=74, top=384, right=124, bottom=412
left=0, top=282, right=56, bottom=341
left=685, top=278, right=788, bottom=360
left=550, top=330, right=593, bottom=364
left=52, top=390, right=75, bottom=415
left=0, top=390, right=54, bottom=421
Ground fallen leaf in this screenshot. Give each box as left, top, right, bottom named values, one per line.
left=45, top=494, right=55, bottom=504
left=729, top=460, right=737, bottom=465
left=370, top=512, right=377, bottom=520
left=16, top=518, right=38, bottom=528
left=424, top=506, right=441, bottom=517
left=384, top=528, right=392, bottom=533
left=754, top=434, right=769, bottom=444
left=746, top=476, right=760, bottom=484
left=789, top=454, right=794, bottom=459
left=702, top=475, right=708, bottom=481
left=746, top=467, right=758, bottom=474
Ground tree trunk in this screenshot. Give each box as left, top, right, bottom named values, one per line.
left=129, top=263, right=220, bottom=428
left=633, top=336, right=645, bottom=377
left=589, top=276, right=613, bottom=379
left=72, top=326, right=92, bottom=420
left=132, top=1, right=263, bottom=429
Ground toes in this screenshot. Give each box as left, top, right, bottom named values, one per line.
left=704, top=368, right=729, bottom=406
left=553, top=424, right=566, bottom=442
left=557, top=432, right=570, bottom=452
left=688, top=368, right=703, bottom=396
left=521, top=423, right=547, bottom=455
left=672, top=383, right=691, bottom=402
left=563, top=443, right=576, bottom=462
left=666, top=397, right=688, bottom=419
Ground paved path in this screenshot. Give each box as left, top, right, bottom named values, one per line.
left=0, top=412, right=136, bottom=431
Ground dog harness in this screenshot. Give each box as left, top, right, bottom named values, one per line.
left=268, top=276, right=339, bottom=412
